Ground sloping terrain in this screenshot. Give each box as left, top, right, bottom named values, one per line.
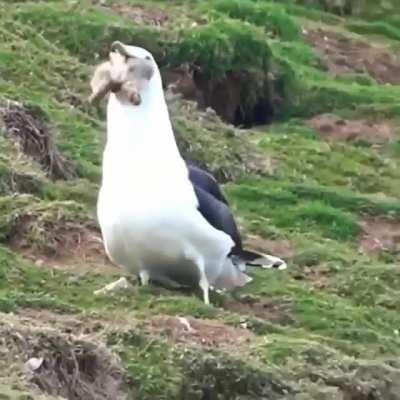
left=1, top=0, right=400, bottom=399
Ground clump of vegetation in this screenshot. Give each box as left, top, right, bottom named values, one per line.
left=173, top=18, right=271, bottom=80
left=169, top=18, right=276, bottom=124
left=209, top=0, right=300, bottom=41
left=171, top=100, right=268, bottom=181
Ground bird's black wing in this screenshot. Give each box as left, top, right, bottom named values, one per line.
left=192, top=184, right=242, bottom=255
left=186, top=163, right=283, bottom=267
left=187, top=164, right=229, bottom=205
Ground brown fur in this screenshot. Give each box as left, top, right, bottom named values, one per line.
left=89, top=50, right=154, bottom=105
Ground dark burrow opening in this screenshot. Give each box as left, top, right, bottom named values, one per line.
left=233, top=99, right=275, bottom=128
left=163, top=68, right=277, bottom=129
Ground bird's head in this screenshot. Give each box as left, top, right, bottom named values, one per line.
left=89, top=41, right=159, bottom=106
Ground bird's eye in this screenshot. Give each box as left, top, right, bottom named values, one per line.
left=145, top=55, right=151, bottom=60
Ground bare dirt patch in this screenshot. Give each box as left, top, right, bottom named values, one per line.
left=0, top=312, right=126, bottom=400
left=303, top=28, right=400, bottom=85
left=100, top=3, right=170, bottom=26
left=222, top=295, right=293, bottom=324
left=307, top=114, right=395, bottom=144
left=147, top=315, right=253, bottom=348
left=18, top=309, right=110, bottom=336
left=0, top=100, right=74, bottom=180
left=9, top=218, right=111, bottom=269
left=358, top=217, right=400, bottom=253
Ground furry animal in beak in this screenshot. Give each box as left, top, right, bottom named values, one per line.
left=89, top=43, right=154, bottom=106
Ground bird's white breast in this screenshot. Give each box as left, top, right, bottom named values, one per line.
left=97, top=94, right=233, bottom=279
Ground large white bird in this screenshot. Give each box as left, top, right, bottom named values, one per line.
left=90, top=41, right=286, bottom=304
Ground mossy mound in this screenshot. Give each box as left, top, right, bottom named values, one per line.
left=0, top=194, right=95, bottom=256
left=171, top=100, right=270, bottom=181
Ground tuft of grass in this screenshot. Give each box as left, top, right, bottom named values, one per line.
left=347, top=21, right=400, bottom=42
left=172, top=101, right=266, bottom=181
left=288, top=184, right=400, bottom=216
left=208, top=0, right=300, bottom=41
left=173, top=18, right=271, bottom=80
left=275, top=201, right=360, bottom=241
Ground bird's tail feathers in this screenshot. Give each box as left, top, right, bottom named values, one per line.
left=236, top=249, right=287, bottom=270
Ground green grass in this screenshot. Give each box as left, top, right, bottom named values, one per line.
left=1, top=0, right=400, bottom=398
left=347, top=20, right=400, bottom=42
left=173, top=18, right=271, bottom=79
left=0, top=245, right=218, bottom=318
left=10, top=2, right=165, bottom=62
left=226, top=177, right=400, bottom=239
left=255, top=123, right=400, bottom=197
left=208, top=0, right=300, bottom=41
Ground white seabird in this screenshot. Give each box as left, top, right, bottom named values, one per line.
left=90, top=41, right=286, bottom=304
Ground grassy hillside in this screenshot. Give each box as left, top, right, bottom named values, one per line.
left=1, top=0, right=400, bottom=399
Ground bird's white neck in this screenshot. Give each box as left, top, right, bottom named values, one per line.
left=101, top=74, right=187, bottom=192
left=105, top=81, right=177, bottom=152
